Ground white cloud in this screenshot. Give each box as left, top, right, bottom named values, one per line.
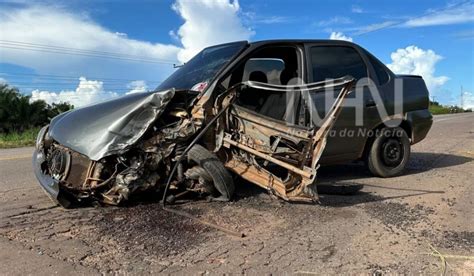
left=354, top=21, right=397, bottom=35
left=114, top=32, right=128, bottom=37
left=352, top=5, right=364, bottom=14
left=462, top=91, right=474, bottom=109
left=172, top=0, right=254, bottom=62
left=253, top=15, right=290, bottom=24
left=0, top=6, right=181, bottom=73
left=404, top=2, right=474, bottom=27
left=1, top=0, right=253, bottom=105
left=454, top=29, right=474, bottom=39
left=0, top=77, right=6, bottom=84
left=242, top=12, right=291, bottom=25
left=126, top=80, right=148, bottom=94
left=317, top=16, right=353, bottom=27
left=329, top=32, right=353, bottom=42
left=31, top=77, right=119, bottom=107
left=343, top=3, right=473, bottom=36
left=386, top=46, right=449, bottom=92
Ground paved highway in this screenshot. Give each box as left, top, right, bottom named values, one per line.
left=1, top=113, right=473, bottom=274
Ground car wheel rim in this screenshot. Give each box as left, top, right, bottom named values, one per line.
left=381, top=138, right=403, bottom=167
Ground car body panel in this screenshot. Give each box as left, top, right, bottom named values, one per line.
left=48, top=89, right=175, bottom=161
left=406, top=109, right=433, bottom=144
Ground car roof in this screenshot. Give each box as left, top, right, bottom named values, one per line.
left=248, top=39, right=358, bottom=47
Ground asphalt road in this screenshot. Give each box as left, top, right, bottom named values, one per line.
left=1, top=113, right=473, bottom=274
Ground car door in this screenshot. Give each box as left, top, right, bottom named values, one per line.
left=304, top=43, right=381, bottom=163
left=213, top=44, right=355, bottom=202
left=216, top=44, right=314, bottom=201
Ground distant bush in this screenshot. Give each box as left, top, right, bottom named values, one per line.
left=0, top=83, right=73, bottom=134
left=429, top=101, right=470, bottom=115
left=0, top=127, right=40, bottom=148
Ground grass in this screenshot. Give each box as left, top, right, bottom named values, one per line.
left=430, top=105, right=449, bottom=115
left=0, top=128, right=40, bottom=148
left=429, top=101, right=471, bottom=115
left=429, top=104, right=453, bottom=115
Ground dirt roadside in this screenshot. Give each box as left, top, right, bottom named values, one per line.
left=0, top=113, right=473, bottom=274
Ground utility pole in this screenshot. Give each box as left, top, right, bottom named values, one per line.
left=460, top=85, right=464, bottom=109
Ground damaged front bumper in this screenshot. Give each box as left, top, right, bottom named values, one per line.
left=32, top=149, right=61, bottom=204
left=31, top=89, right=210, bottom=207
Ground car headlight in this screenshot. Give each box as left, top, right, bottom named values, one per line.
left=36, top=125, right=49, bottom=150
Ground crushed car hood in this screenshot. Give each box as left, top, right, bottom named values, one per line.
left=49, top=89, right=175, bottom=161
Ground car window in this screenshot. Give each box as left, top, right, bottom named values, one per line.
left=232, top=46, right=301, bottom=122
left=366, top=53, right=390, bottom=85
left=310, top=46, right=367, bottom=82
left=243, top=58, right=285, bottom=85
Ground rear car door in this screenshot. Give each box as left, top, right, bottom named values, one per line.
left=304, top=43, right=381, bottom=162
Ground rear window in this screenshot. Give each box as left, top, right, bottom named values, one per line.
left=310, top=46, right=368, bottom=82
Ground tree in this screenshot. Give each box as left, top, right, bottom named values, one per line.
left=0, top=83, right=74, bottom=133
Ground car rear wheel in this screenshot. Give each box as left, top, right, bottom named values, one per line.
left=187, top=144, right=234, bottom=201
left=366, top=127, right=410, bottom=178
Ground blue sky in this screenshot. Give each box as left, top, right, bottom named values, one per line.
left=0, top=0, right=473, bottom=107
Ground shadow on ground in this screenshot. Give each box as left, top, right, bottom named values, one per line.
left=316, top=152, right=473, bottom=183
left=406, top=152, right=472, bottom=174
left=65, top=152, right=470, bottom=210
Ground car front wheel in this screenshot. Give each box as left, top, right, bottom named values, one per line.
left=366, top=127, right=410, bottom=178
left=187, top=144, right=235, bottom=201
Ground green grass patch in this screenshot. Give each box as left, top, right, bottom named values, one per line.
left=0, top=128, right=40, bottom=148
left=429, top=101, right=471, bottom=115
left=429, top=104, right=452, bottom=115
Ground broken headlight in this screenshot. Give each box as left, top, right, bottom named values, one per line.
left=36, top=125, right=49, bottom=150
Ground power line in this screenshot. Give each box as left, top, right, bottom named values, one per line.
left=0, top=40, right=179, bottom=62
left=0, top=72, right=163, bottom=83
left=14, top=86, right=148, bottom=91
left=11, top=83, right=154, bottom=90
left=0, top=40, right=180, bottom=65
left=29, top=91, right=155, bottom=101
left=27, top=89, right=147, bottom=97
left=0, top=40, right=179, bottom=63
left=0, top=45, right=175, bottom=65
left=5, top=80, right=159, bottom=84
left=6, top=81, right=160, bottom=86
left=13, top=85, right=157, bottom=90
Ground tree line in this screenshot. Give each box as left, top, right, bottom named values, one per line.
left=429, top=100, right=472, bottom=115
left=0, top=83, right=73, bottom=133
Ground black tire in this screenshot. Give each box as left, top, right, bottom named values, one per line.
left=187, top=144, right=234, bottom=200
left=366, top=127, right=410, bottom=178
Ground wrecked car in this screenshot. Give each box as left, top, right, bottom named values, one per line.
left=33, top=40, right=432, bottom=207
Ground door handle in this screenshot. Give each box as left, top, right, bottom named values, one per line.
left=365, top=100, right=377, bottom=108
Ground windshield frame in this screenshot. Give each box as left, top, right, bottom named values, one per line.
left=156, top=41, right=248, bottom=92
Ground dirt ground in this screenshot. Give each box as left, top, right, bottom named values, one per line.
left=1, top=113, right=473, bottom=275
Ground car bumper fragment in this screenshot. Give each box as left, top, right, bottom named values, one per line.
left=32, top=150, right=60, bottom=204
